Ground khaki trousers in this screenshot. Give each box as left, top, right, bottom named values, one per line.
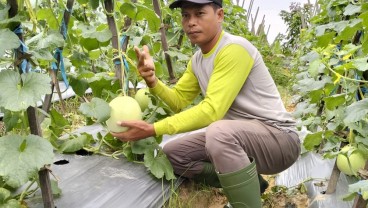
left=162, top=119, right=301, bottom=177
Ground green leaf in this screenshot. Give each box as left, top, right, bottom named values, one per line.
left=0, top=187, right=10, bottom=203
left=0, top=29, right=20, bottom=57
left=360, top=11, right=368, bottom=28
left=342, top=192, right=358, bottom=201
left=69, top=75, right=90, bottom=97
left=315, top=24, right=330, bottom=37
left=51, top=179, right=62, bottom=197
left=144, top=149, right=176, bottom=181
left=36, top=8, right=58, bottom=30
left=165, top=51, right=191, bottom=61
left=0, top=71, right=51, bottom=111
left=343, top=4, right=361, bottom=16
left=88, top=76, right=120, bottom=98
left=79, top=98, right=110, bottom=123
left=323, top=94, right=346, bottom=110
left=331, top=21, right=349, bottom=33
left=309, top=90, right=323, bottom=104
left=77, top=0, right=89, bottom=4
left=80, top=37, right=99, bottom=51
left=344, top=98, right=368, bottom=124
left=93, top=28, right=112, bottom=43
left=300, top=51, right=320, bottom=63
left=37, top=31, right=65, bottom=49
left=50, top=109, right=70, bottom=137
left=0, top=134, right=54, bottom=188
left=352, top=57, right=368, bottom=71
left=316, top=32, right=336, bottom=47
left=79, top=24, right=112, bottom=43
left=136, top=5, right=160, bottom=32
left=30, top=49, right=54, bottom=61
left=308, top=59, right=325, bottom=78
left=3, top=110, right=21, bottom=132
left=59, top=134, right=92, bottom=153
left=131, top=137, right=158, bottom=155
left=120, top=2, right=137, bottom=19
left=18, top=139, right=27, bottom=152
left=362, top=37, right=368, bottom=54
left=0, top=199, right=21, bottom=208
left=303, top=131, right=323, bottom=151
left=348, top=180, right=368, bottom=194
left=89, top=0, right=99, bottom=10
left=336, top=23, right=361, bottom=42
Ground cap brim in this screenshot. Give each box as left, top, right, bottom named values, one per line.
left=169, top=0, right=213, bottom=9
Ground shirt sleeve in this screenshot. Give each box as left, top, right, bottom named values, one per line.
left=149, top=60, right=201, bottom=113
left=153, top=44, right=255, bottom=136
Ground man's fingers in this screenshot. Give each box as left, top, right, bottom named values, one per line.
left=143, top=45, right=150, bottom=55
left=142, top=45, right=153, bottom=61
left=117, top=121, right=138, bottom=128
left=134, top=46, right=141, bottom=59
left=134, top=46, right=145, bottom=68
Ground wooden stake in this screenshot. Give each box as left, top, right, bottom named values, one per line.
left=152, top=0, right=177, bottom=84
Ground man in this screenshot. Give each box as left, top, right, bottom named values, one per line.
left=111, top=0, right=301, bottom=207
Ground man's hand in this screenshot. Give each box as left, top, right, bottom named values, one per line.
left=110, top=120, right=156, bottom=142
left=134, top=45, right=157, bottom=88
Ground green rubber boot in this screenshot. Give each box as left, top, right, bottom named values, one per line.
left=193, top=162, right=221, bottom=188
left=258, top=174, right=269, bottom=193
left=217, top=158, right=262, bottom=208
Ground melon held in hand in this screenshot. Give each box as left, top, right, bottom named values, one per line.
left=106, top=96, right=142, bottom=133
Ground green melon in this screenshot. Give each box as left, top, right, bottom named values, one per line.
left=336, top=145, right=366, bottom=176
left=106, top=96, right=142, bottom=133
left=134, top=88, right=150, bottom=111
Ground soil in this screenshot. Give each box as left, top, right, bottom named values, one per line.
left=170, top=175, right=309, bottom=208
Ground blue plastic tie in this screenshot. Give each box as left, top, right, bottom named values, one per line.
left=119, top=35, right=130, bottom=91
left=13, top=25, right=33, bottom=73
left=51, top=48, right=69, bottom=88
left=61, top=17, right=68, bottom=40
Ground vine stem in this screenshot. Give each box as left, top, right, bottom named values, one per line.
left=24, top=0, right=37, bottom=32
left=103, top=1, right=127, bottom=96
left=326, top=64, right=368, bottom=84
left=19, top=179, right=36, bottom=202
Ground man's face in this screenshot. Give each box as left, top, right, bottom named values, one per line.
left=180, top=3, right=223, bottom=49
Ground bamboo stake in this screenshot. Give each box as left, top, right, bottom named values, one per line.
left=256, top=15, right=265, bottom=36
left=104, top=0, right=127, bottom=92
left=247, top=0, right=254, bottom=22
left=352, top=161, right=368, bottom=208
left=266, top=24, right=271, bottom=38
left=152, top=0, right=177, bottom=84
left=41, top=0, right=74, bottom=121
left=251, top=7, right=259, bottom=35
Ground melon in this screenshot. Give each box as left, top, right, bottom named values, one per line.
left=106, top=96, right=142, bottom=133
left=336, top=145, right=366, bottom=176
left=134, top=88, right=150, bottom=111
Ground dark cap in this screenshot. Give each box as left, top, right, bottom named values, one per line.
left=169, top=0, right=222, bottom=9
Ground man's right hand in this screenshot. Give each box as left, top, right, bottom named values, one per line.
left=134, top=45, right=157, bottom=88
